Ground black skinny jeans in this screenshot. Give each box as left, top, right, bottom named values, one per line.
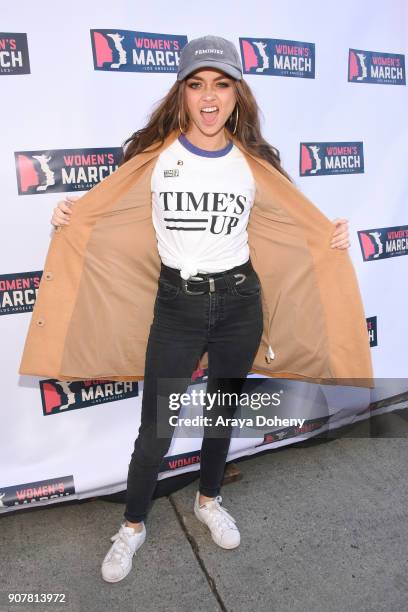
left=124, top=259, right=263, bottom=523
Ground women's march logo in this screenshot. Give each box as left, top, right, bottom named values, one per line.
left=160, top=450, right=201, bottom=473
left=358, top=225, right=408, bottom=261
left=91, top=29, right=187, bottom=73
left=348, top=49, right=406, bottom=85
left=366, top=316, right=378, bottom=348
left=0, top=477, right=75, bottom=508
left=300, top=142, right=364, bottom=176
left=0, top=271, right=41, bottom=316
left=0, top=32, right=30, bottom=75
left=240, top=36, right=315, bottom=78
left=15, top=147, right=122, bottom=194
left=39, top=379, right=139, bottom=415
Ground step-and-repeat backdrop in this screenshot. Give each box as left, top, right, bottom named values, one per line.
left=1, top=0, right=407, bottom=514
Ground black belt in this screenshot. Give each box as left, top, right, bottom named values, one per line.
left=160, top=259, right=254, bottom=295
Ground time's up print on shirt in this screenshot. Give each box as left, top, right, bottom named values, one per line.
left=158, top=190, right=250, bottom=235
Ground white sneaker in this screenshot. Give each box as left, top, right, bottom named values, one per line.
left=101, top=522, right=146, bottom=583
left=193, top=491, right=240, bottom=549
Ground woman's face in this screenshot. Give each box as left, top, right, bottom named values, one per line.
left=183, top=68, right=237, bottom=136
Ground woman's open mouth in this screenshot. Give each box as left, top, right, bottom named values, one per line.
left=200, top=105, right=219, bottom=126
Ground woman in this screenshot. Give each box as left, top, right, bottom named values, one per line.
left=48, top=35, right=351, bottom=583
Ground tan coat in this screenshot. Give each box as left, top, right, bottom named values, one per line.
left=18, top=129, right=374, bottom=387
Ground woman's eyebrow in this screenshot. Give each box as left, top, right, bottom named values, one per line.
left=187, top=75, right=232, bottom=82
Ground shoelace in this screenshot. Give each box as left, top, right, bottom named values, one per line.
left=201, top=496, right=237, bottom=532
left=107, top=527, right=136, bottom=565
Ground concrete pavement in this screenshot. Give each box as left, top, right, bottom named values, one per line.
left=1, top=411, right=408, bottom=612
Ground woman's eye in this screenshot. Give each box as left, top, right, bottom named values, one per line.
left=187, top=82, right=230, bottom=88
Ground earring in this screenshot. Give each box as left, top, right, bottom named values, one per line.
left=178, top=110, right=186, bottom=134
left=230, top=106, right=239, bottom=134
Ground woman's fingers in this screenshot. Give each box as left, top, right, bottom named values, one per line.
left=64, top=195, right=80, bottom=206
left=332, top=227, right=349, bottom=240
left=330, top=218, right=350, bottom=249
left=59, top=202, right=72, bottom=214
left=331, top=218, right=349, bottom=236
left=51, top=196, right=79, bottom=227
left=332, top=238, right=351, bottom=249
left=61, top=195, right=80, bottom=214
left=51, top=206, right=69, bottom=227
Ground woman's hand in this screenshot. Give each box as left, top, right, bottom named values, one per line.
left=330, top=217, right=350, bottom=249
left=50, top=196, right=79, bottom=229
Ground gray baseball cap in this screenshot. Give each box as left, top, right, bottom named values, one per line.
left=177, top=35, right=243, bottom=81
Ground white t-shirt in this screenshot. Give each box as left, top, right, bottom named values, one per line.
left=151, top=133, right=256, bottom=280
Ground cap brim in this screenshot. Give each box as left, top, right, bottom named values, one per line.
left=177, top=60, right=242, bottom=81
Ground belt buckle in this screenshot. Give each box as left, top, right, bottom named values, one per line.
left=182, top=275, right=206, bottom=295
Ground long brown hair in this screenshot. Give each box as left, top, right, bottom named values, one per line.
left=120, top=77, right=293, bottom=183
